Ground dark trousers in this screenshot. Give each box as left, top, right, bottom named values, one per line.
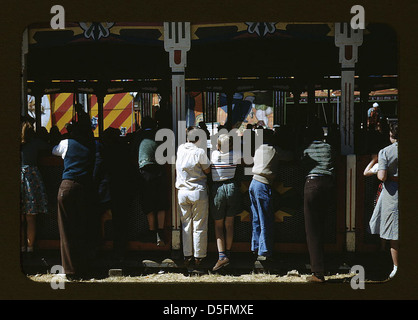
left=57, top=179, right=93, bottom=275
left=303, top=176, right=333, bottom=274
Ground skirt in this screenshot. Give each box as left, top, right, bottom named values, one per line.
left=369, top=180, right=398, bottom=240
left=21, top=165, right=48, bottom=215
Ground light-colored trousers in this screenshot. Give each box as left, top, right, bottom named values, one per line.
left=178, top=189, right=209, bottom=258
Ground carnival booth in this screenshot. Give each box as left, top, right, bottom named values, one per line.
left=23, top=22, right=398, bottom=255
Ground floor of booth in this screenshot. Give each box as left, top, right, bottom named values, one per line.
left=21, top=248, right=394, bottom=283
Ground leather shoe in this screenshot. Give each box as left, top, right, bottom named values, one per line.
left=213, top=257, right=230, bottom=271
left=306, top=274, right=326, bottom=283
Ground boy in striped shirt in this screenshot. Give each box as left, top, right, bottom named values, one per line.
left=210, top=134, right=242, bottom=271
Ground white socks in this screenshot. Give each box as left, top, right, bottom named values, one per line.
left=389, top=265, right=397, bottom=279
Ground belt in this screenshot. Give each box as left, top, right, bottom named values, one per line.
left=213, top=178, right=236, bottom=184
left=306, top=174, right=332, bottom=180
left=389, top=176, right=399, bottom=182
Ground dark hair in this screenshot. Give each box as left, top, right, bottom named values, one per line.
left=390, top=122, right=398, bottom=140
left=186, top=126, right=200, bottom=143
left=262, top=129, right=275, bottom=145
left=141, top=116, right=156, bottom=130
left=21, top=121, right=35, bottom=144
left=306, top=124, right=324, bottom=141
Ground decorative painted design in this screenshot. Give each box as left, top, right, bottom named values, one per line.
left=245, top=22, right=277, bottom=36
left=79, top=22, right=115, bottom=40
left=89, top=92, right=134, bottom=137
left=27, top=95, right=52, bottom=130
left=49, top=93, right=74, bottom=133
left=218, top=91, right=274, bottom=129
left=238, top=180, right=296, bottom=223
left=335, top=22, right=363, bottom=155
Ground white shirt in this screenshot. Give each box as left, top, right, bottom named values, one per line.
left=211, top=150, right=241, bottom=181
left=52, top=139, right=69, bottom=159
left=175, top=142, right=210, bottom=191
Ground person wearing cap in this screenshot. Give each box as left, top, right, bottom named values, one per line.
left=367, top=102, right=381, bottom=129
left=175, top=126, right=211, bottom=270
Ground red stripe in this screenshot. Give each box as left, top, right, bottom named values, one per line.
left=344, top=82, right=348, bottom=145
left=348, top=82, right=352, bottom=145
left=103, top=94, right=126, bottom=119
left=105, top=94, right=125, bottom=111
left=107, top=102, right=132, bottom=129
left=53, top=94, right=73, bottom=124
left=349, top=168, right=352, bottom=230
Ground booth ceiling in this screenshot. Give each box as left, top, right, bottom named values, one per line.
left=26, top=22, right=398, bottom=93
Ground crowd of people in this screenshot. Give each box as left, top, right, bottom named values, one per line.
left=20, top=102, right=399, bottom=281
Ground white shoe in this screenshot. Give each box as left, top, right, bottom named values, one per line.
left=389, top=265, right=397, bottom=279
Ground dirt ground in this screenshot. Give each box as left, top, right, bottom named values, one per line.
left=28, top=270, right=355, bottom=283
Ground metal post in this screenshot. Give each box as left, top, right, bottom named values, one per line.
left=34, top=93, right=42, bottom=132
left=164, top=22, right=191, bottom=253
left=97, top=94, right=104, bottom=137
left=335, top=22, right=363, bottom=252
left=21, top=28, right=29, bottom=117
left=307, top=83, right=315, bottom=126
left=226, top=90, right=233, bottom=130
left=335, top=22, right=363, bottom=155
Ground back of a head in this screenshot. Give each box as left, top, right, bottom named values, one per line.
left=21, top=121, right=35, bottom=144
left=390, top=122, right=399, bottom=140
left=217, top=133, right=233, bottom=152
left=262, top=129, right=275, bottom=145
left=306, top=124, right=324, bottom=142
left=198, top=121, right=207, bottom=129
left=141, top=116, right=156, bottom=130
left=186, top=126, right=201, bottom=143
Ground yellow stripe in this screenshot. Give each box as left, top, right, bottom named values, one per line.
left=51, top=93, right=73, bottom=133
left=90, top=93, right=134, bottom=136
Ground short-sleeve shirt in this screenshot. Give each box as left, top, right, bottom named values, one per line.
left=302, top=141, right=334, bottom=177
left=211, top=150, right=240, bottom=182
left=378, top=142, right=398, bottom=177
left=175, top=142, right=210, bottom=191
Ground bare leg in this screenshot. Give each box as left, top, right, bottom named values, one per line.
left=225, top=216, right=234, bottom=251
left=146, top=212, right=155, bottom=231
left=214, top=219, right=225, bottom=254
left=390, top=240, right=399, bottom=266
left=24, top=214, right=36, bottom=251
left=156, top=210, right=166, bottom=246
left=157, top=210, right=166, bottom=229
left=213, top=218, right=231, bottom=271
left=389, top=239, right=399, bottom=278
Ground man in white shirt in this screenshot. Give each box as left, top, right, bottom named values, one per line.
left=175, top=126, right=211, bottom=270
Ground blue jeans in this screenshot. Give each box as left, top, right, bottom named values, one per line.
left=249, top=179, right=274, bottom=257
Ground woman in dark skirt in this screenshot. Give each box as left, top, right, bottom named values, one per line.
left=20, top=120, right=50, bottom=253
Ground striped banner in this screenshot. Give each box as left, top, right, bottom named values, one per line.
left=90, top=92, right=134, bottom=137
left=50, top=93, right=74, bottom=134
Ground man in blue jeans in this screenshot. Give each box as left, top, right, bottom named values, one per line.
left=249, top=129, right=292, bottom=261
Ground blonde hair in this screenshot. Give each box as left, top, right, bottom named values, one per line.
left=21, top=121, right=35, bottom=145
left=217, top=134, right=233, bottom=153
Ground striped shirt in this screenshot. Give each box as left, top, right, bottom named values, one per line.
left=211, top=150, right=240, bottom=181
left=302, top=141, right=334, bottom=176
